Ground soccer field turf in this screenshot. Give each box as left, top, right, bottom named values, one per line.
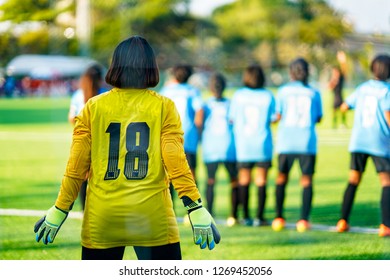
left=0, top=96, right=389, bottom=260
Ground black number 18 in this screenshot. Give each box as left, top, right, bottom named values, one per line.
left=104, top=122, right=150, bottom=180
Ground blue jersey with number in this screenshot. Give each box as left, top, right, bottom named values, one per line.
left=202, top=97, right=236, bottom=163
left=160, top=83, right=203, bottom=153
left=229, top=87, right=275, bottom=162
left=276, top=81, right=323, bottom=154
left=346, top=79, right=390, bottom=158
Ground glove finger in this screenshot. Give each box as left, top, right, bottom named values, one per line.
left=36, top=226, right=45, bottom=243
left=193, top=228, right=202, bottom=245
left=211, top=223, right=221, bottom=244
left=207, top=230, right=215, bottom=250
left=34, top=216, right=46, bottom=233
left=200, top=229, right=208, bottom=249
left=48, top=228, right=57, bottom=243
left=42, top=228, right=51, bottom=245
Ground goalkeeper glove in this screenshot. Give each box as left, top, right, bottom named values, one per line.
left=182, top=196, right=221, bottom=250
left=34, top=206, right=68, bottom=245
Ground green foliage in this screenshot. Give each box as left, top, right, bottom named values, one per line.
left=212, top=0, right=351, bottom=72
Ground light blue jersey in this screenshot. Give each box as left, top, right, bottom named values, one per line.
left=202, top=97, right=236, bottom=163
left=346, top=79, right=390, bottom=158
left=276, top=81, right=323, bottom=154
left=160, top=83, right=203, bottom=153
left=69, top=89, right=84, bottom=117
left=229, top=87, right=275, bottom=162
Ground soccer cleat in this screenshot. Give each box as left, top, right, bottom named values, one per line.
left=336, top=219, right=349, bottom=233
left=296, top=219, right=311, bottom=232
left=379, top=224, right=390, bottom=237
left=272, top=218, right=286, bottom=232
left=226, top=217, right=238, bottom=227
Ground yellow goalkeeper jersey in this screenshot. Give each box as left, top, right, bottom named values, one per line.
left=55, top=88, right=201, bottom=249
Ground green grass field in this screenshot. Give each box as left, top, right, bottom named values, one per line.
left=1, top=93, right=390, bottom=260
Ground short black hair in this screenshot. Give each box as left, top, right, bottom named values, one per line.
left=209, top=73, right=226, bottom=97
left=289, top=57, right=309, bottom=85
left=105, top=35, right=159, bottom=88
left=242, top=64, right=265, bottom=89
left=370, top=54, right=390, bottom=81
left=172, top=65, right=193, bottom=84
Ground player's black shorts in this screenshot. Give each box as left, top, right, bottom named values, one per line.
left=278, top=154, right=316, bottom=175
left=205, top=161, right=238, bottom=180
left=185, top=152, right=197, bottom=169
left=237, top=161, right=272, bottom=170
left=350, top=152, right=390, bottom=173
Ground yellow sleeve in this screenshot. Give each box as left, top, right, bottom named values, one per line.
left=55, top=103, right=92, bottom=211
left=161, top=98, right=201, bottom=202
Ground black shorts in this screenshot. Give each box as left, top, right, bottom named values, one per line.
left=205, top=161, right=238, bottom=180
left=350, top=152, right=390, bottom=173
left=82, top=242, right=182, bottom=260
left=278, top=154, right=316, bottom=175
left=185, top=152, right=197, bottom=169
left=237, top=161, right=272, bottom=170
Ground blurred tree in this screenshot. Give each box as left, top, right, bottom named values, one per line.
left=91, top=0, right=214, bottom=69
left=0, top=0, right=76, bottom=61
left=212, top=0, right=352, bottom=81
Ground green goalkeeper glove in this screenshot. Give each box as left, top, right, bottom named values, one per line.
left=182, top=196, right=221, bottom=250
left=34, top=206, right=68, bottom=245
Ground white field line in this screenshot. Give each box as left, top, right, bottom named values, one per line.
left=1, top=208, right=378, bottom=234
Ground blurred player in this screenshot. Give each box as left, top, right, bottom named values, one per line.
left=229, top=64, right=276, bottom=226
left=328, top=51, right=347, bottom=129
left=34, top=35, right=220, bottom=259
left=160, top=64, right=204, bottom=205
left=272, top=58, right=323, bottom=232
left=336, top=54, right=390, bottom=237
left=68, top=64, right=104, bottom=211
left=201, top=73, right=238, bottom=220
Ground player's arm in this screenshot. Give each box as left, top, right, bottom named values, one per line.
left=161, top=99, right=220, bottom=250
left=34, top=104, right=92, bottom=245
left=385, top=110, right=390, bottom=127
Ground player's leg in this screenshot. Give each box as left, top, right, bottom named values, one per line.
left=296, top=154, right=316, bottom=232
left=224, top=162, right=239, bottom=225
left=337, top=153, right=367, bottom=232
left=272, top=154, right=294, bottom=231
left=82, top=246, right=125, bottom=260
left=133, top=242, right=182, bottom=260
left=205, top=162, right=218, bottom=215
left=237, top=162, right=253, bottom=225
left=254, top=162, right=272, bottom=225
left=373, top=156, right=390, bottom=236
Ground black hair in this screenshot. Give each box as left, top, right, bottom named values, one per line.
left=289, top=57, right=309, bottom=85
left=242, top=64, right=265, bottom=89
left=209, top=73, right=226, bottom=98
left=370, top=54, right=390, bottom=81
left=105, top=35, right=159, bottom=88
left=172, top=65, right=193, bottom=84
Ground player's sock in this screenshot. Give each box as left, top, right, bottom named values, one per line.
left=231, top=187, right=239, bottom=219
left=276, top=183, right=286, bottom=218
left=301, top=184, right=313, bottom=221
left=239, top=184, right=250, bottom=219
left=206, top=183, right=214, bottom=215
left=341, top=183, right=358, bottom=221
left=256, top=185, right=266, bottom=221
left=381, top=186, right=390, bottom=227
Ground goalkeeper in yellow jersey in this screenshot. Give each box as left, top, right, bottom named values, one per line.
left=34, top=35, right=220, bottom=260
